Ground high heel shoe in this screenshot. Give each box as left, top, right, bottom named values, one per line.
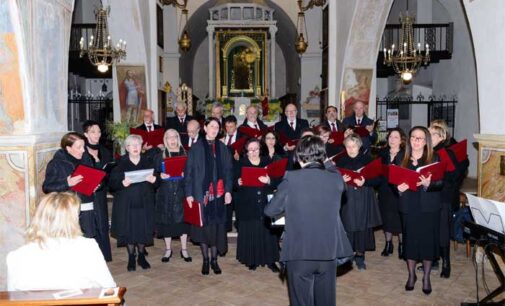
left=398, top=242, right=404, bottom=260
left=137, top=253, right=151, bottom=269
left=422, top=277, right=432, bottom=295
left=201, top=259, right=210, bottom=275
left=381, top=241, right=393, bottom=256
left=161, top=249, right=172, bottom=263
left=405, top=275, right=417, bottom=291
left=210, top=258, right=222, bottom=274
left=180, top=249, right=192, bottom=262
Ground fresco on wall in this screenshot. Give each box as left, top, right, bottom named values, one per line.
left=0, top=1, right=25, bottom=135
left=480, top=148, right=505, bottom=202
left=116, top=65, right=147, bottom=124
left=342, top=69, right=373, bottom=118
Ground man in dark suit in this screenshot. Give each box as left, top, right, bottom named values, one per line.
left=239, top=105, right=268, bottom=131
left=136, top=109, right=164, bottom=151
left=342, top=101, right=377, bottom=152
left=274, top=103, right=309, bottom=152
left=321, top=105, right=345, bottom=132
left=185, top=119, right=202, bottom=149
left=166, top=102, right=193, bottom=144
left=265, top=136, right=352, bottom=306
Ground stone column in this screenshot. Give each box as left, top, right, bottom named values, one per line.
left=269, top=25, right=277, bottom=97
left=207, top=25, right=215, bottom=98
left=0, top=0, right=74, bottom=289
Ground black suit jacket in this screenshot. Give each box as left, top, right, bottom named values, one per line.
left=166, top=115, right=193, bottom=143
left=239, top=118, right=269, bottom=131
left=274, top=118, right=309, bottom=140
left=136, top=123, right=163, bottom=131
left=342, top=114, right=377, bottom=151
left=321, top=120, right=345, bottom=132
left=264, top=164, right=353, bottom=261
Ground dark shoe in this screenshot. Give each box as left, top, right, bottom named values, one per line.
left=161, top=249, right=172, bottom=263
left=398, top=242, right=404, bottom=260
left=137, top=253, right=151, bottom=269
left=405, top=274, right=417, bottom=291
left=201, top=259, right=210, bottom=275
left=354, top=255, right=366, bottom=271
left=381, top=241, right=393, bottom=256
left=127, top=254, right=136, bottom=272
left=180, top=249, right=192, bottom=262
left=210, top=258, right=222, bottom=274
left=422, top=277, right=432, bottom=295
left=267, top=263, right=280, bottom=273
left=440, top=247, right=451, bottom=278
left=248, top=264, right=257, bottom=271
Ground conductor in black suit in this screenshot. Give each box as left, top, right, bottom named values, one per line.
left=274, top=103, right=309, bottom=152
left=342, top=101, right=377, bottom=152
left=166, top=102, right=193, bottom=144
left=264, top=136, right=353, bottom=306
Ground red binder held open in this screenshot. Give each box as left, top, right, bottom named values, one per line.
left=241, top=167, right=268, bottom=187
left=448, top=139, right=467, bottom=162
left=230, top=136, right=248, bottom=154
left=238, top=126, right=266, bottom=138
left=437, top=148, right=456, bottom=172
left=266, top=158, right=288, bottom=178
left=388, top=162, right=446, bottom=191
left=163, top=156, right=187, bottom=178
left=337, top=158, right=382, bottom=187
left=353, top=126, right=370, bottom=137
left=71, top=165, right=106, bottom=196
left=337, top=168, right=363, bottom=187
left=129, top=128, right=165, bottom=147
left=183, top=199, right=203, bottom=227
left=278, top=131, right=299, bottom=147
left=329, top=132, right=345, bottom=146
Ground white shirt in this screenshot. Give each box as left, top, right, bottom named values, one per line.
left=188, top=134, right=199, bottom=147
left=327, top=120, right=338, bottom=131
left=288, top=119, right=296, bottom=131
left=246, top=121, right=260, bottom=130
left=7, top=237, right=116, bottom=291
left=225, top=131, right=237, bottom=145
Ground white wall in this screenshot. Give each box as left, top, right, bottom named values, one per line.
left=275, top=43, right=286, bottom=97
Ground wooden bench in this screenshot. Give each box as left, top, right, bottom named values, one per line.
left=0, top=287, right=126, bottom=305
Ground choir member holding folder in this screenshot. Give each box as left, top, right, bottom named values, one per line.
left=377, top=128, right=406, bottom=259
left=109, top=134, right=158, bottom=272
left=43, top=132, right=101, bottom=241
left=261, top=131, right=286, bottom=162
left=235, top=138, right=280, bottom=272
left=342, top=101, right=377, bottom=153
left=185, top=117, right=233, bottom=275
left=396, top=126, right=443, bottom=295
left=335, top=134, right=382, bottom=270
left=82, top=120, right=113, bottom=262
left=316, top=125, right=344, bottom=157
left=429, top=124, right=469, bottom=278
left=153, top=129, right=192, bottom=263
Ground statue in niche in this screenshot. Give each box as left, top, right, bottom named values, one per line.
left=164, top=82, right=177, bottom=118
left=233, top=52, right=250, bottom=90
left=176, top=83, right=193, bottom=115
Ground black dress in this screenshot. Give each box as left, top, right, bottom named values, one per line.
left=399, top=156, right=443, bottom=261
left=377, top=148, right=404, bottom=234
left=336, top=153, right=382, bottom=253
left=109, top=154, right=158, bottom=246
left=235, top=157, right=280, bottom=267
left=153, top=148, right=189, bottom=238
left=85, top=144, right=113, bottom=261
left=43, top=149, right=97, bottom=239
left=184, top=139, right=233, bottom=255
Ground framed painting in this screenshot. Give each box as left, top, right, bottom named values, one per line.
left=342, top=69, right=373, bottom=118
left=116, top=65, right=147, bottom=124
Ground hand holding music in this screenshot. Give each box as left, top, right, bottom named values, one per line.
left=67, top=175, right=83, bottom=187
left=186, top=196, right=194, bottom=208
left=397, top=182, right=409, bottom=192
left=354, top=176, right=365, bottom=187
left=224, top=192, right=232, bottom=205
left=342, top=174, right=351, bottom=183
left=146, top=174, right=157, bottom=184
left=417, top=174, right=432, bottom=188
left=160, top=173, right=170, bottom=179
left=238, top=178, right=243, bottom=186
left=122, top=177, right=132, bottom=187
left=258, top=175, right=271, bottom=185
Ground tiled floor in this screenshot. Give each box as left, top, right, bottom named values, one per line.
left=106, top=231, right=505, bottom=306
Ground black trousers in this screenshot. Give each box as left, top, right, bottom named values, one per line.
left=286, top=259, right=337, bottom=306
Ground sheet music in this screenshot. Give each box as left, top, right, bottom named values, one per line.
left=267, top=194, right=285, bottom=226
left=466, top=193, right=505, bottom=234
left=125, top=169, right=154, bottom=184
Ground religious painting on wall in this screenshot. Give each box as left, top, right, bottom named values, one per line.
left=116, top=65, right=147, bottom=124
left=479, top=147, right=505, bottom=202
left=341, top=69, right=373, bottom=118
left=0, top=1, right=25, bottom=135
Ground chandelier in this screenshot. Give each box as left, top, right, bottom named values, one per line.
left=383, top=11, right=430, bottom=84
left=79, top=4, right=126, bottom=73
left=162, top=0, right=191, bottom=52
left=295, top=0, right=326, bottom=54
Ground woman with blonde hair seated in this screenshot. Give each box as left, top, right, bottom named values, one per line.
left=6, top=192, right=116, bottom=291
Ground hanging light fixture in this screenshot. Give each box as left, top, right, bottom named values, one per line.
left=162, top=0, right=191, bottom=52
left=295, top=0, right=326, bottom=54
left=79, top=3, right=126, bottom=73
left=383, top=1, right=430, bottom=84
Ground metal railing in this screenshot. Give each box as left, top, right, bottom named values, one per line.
left=68, top=98, right=113, bottom=133
left=380, top=23, right=453, bottom=55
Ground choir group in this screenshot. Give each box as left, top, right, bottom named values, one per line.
left=9, top=99, right=469, bottom=301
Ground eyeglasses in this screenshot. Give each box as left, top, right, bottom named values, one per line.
left=265, top=137, right=276, bottom=140
left=410, top=136, right=426, bottom=142
left=248, top=148, right=260, bottom=152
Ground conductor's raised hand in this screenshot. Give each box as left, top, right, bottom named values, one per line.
left=67, top=175, right=83, bottom=187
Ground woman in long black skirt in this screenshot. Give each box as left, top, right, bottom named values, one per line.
left=153, top=129, right=192, bottom=263
left=377, top=128, right=406, bottom=259
left=235, top=138, right=280, bottom=272
left=397, top=126, right=443, bottom=295
left=185, top=117, right=233, bottom=275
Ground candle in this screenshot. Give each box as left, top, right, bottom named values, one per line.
left=340, top=90, right=346, bottom=120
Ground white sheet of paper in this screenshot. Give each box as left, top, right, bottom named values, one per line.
left=53, top=289, right=83, bottom=299
left=466, top=193, right=505, bottom=234
left=267, top=194, right=285, bottom=226
left=125, top=168, right=154, bottom=184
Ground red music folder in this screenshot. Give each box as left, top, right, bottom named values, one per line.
left=353, top=126, right=370, bottom=137
left=382, top=164, right=389, bottom=177
left=241, top=167, right=268, bottom=187
left=359, top=158, right=383, bottom=180
left=238, top=126, right=266, bottom=138
left=230, top=136, right=248, bottom=153
left=278, top=131, right=299, bottom=147
left=388, top=162, right=445, bottom=191
left=266, top=158, right=289, bottom=178
left=163, top=156, right=187, bottom=178
left=437, top=148, right=456, bottom=172
left=417, top=161, right=446, bottom=182
left=183, top=199, right=203, bottom=227
left=329, top=131, right=345, bottom=146
left=129, top=128, right=165, bottom=147
left=449, top=139, right=467, bottom=162
left=336, top=168, right=363, bottom=187
left=70, top=165, right=106, bottom=196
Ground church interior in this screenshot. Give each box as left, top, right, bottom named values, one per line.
left=0, top=0, right=505, bottom=305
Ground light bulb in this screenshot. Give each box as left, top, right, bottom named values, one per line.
left=97, top=63, right=109, bottom=73
left=401, top=71, right=413, bottom=84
